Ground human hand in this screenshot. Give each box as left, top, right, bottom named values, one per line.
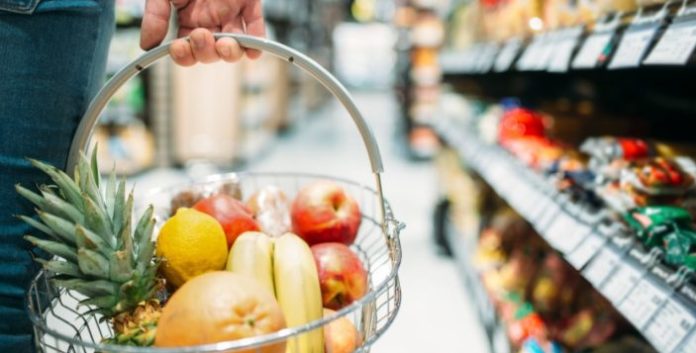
left=140, top=0, right=265, bottom=66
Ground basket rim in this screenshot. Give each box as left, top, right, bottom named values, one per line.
left=27, top=171, right=403, bottom=352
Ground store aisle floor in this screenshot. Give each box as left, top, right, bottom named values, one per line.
left=248, top=91, right=489, bottom=353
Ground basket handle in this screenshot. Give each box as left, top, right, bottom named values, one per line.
left=67, top=33, right=390, bottom=225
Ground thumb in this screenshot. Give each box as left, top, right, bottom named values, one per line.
left=140, top=0, right=172, bottom=50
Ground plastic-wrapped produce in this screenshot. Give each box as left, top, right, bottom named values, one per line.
left=624, top=206, right=693, bottom=247
left=580, top=137, right=652, bottom=184
left=619, top=157, right=695, bottom=206
left=246, top=185, right=292, bottom=237
left=498, top=108, right=547, bottom=146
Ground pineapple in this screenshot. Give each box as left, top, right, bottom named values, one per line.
left=16, top=150, right=163, bottom=346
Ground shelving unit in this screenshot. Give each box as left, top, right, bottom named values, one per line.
left=393, top=0, right=445, bottom=160
left=435, top=117, right=696, bottom=353
left=439, top=2, right=696, bottom=126
left=441, top=2, right=696, bottom=76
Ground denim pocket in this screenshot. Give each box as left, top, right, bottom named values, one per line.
left=0, top=0, right=40, bottom=14
left=0, top=0, right=101, bottom=14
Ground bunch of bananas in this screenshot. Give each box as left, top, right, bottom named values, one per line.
left=228, top=232, right=325, bottom=353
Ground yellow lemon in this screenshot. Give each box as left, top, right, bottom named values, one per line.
left=156, top=208, right=228, bottom=288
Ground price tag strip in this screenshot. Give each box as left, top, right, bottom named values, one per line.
left=572, top=14, right=621, bottom=69
left=644, top=299, right=696, bottom=353
left=494, top=38, right=523, bottom=72
left=618, top=276, right=671, bottom=329
left=583, top=246, right=623, bottom=287
left=644, top=3, right=696, bottom=66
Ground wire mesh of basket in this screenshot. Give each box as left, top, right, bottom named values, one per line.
left=26, top=34, right=403, bottom=353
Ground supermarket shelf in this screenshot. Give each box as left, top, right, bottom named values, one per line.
left=444, top=218, right=511, bottom=353
left=438, top=10, right=696, bottom=123
left=435, top=120, right=696, bottom=353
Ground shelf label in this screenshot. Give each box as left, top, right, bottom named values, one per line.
left=518, top=182, right=535, bottom=209
left=548, top=27, right=583, bottom=72
left=536, top=202, right=562, bottom=231
left=563, top=220, right=592, bottom=254
left=608, top=26, right=659, bottom=69
left=528, top=194, right=551, bottom=222
left=601, top=262, right=643, bottom=304
left=487, top=162, right=507, bottom=189
left=572, top=32, right=613, bottom=69
left=458, top=45, right=479, bottom=73
left=567, top=231, right=605, bottom=269
left=548, top=39, right=577, bottom=72
left=494, top=38, right=522, bottom=72
left=544, top=214, right=589, bottom=253
left=518, top=187, right=543, bottom=220
left=644, top=19, right=696, bottom=65
left=677, top=330, right=696, bottom=353
left=517, top=35, right=546, bottom=71
left=533, top=34, right=558, bottom=70
left=476, top=43, right=500, bottom=73
left=544, top=213, right=571, bottom=248
left=583, top=247, right=622, bottom=287
left=645, top=300, right=696, bottom=353
left=619, top=278, right=670, bottom=329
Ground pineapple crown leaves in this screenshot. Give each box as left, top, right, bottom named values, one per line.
left=16, top=148, right=160, bottom=317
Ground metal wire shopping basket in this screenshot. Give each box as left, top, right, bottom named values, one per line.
left=26, top=34, right=403, bottom=353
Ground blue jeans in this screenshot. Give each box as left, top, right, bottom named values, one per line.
left=0, top=0, right=114, bottom=351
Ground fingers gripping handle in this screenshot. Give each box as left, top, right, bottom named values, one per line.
left=67, top=33, right=385, bottom=176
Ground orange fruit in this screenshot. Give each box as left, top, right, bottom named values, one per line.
left=155, top=271, right=286, bottom=353
left=156, top=208, right=228, bottom=288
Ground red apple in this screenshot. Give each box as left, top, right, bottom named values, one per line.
left=193, top=194, right=260, bottom=248
left=323, top=309, right=360, bottom=353
left=311, top=243, right=368, bottom=310
left=291, top=181, right=361, bottom=246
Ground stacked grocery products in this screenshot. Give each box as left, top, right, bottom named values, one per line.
left=18, top=154, right=372, bottom=352
left=475, top=209, right=653, bottom=353
left=490, top=103, right=696, bottom=271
